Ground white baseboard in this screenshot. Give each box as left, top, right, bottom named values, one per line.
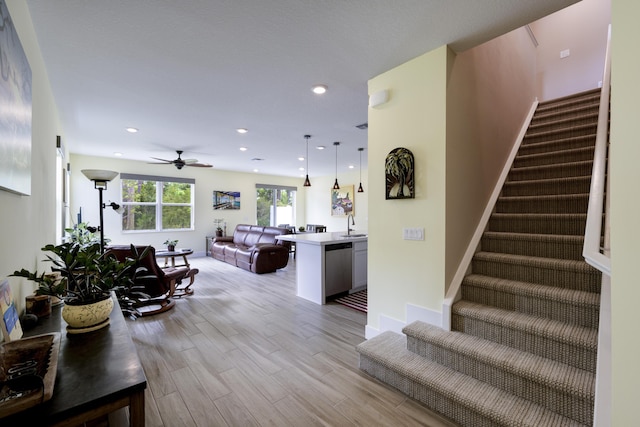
left=365, top=304, right=441, bottom=339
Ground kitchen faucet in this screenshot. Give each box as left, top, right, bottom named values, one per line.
left=347, top=214, right=355, bottom=235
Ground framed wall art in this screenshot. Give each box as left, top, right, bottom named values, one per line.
left=331, top=185, right=354, bottom=216
left=0, top=2, right=32, bottom=195
left=385, top=147, right=414, bottom=199
left=213, top=191, right=240, bottom=210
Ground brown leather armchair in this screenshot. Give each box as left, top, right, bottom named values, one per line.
left=107, top=245, right=198, bottom=316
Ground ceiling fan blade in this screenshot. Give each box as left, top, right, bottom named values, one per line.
left=183, top=158, right=198, bottom=164
left=186, top=162, right=213, bottom=168
left=149, top=157, right=173, bottom=163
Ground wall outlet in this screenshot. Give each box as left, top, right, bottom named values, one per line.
left=560, top=49, right=570, bottom=59
left=403, top=227, right=424, bottom=241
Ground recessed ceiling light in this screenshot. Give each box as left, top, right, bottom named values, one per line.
left=125, top=127, right=138, bottom=133
left=316, top=145, right=325, bottom=150
left=239, top=147, right=248, bottom=151
left=349, top=165, right=355, bottom=169
left=312, top=84, right=327, bottom=94
left=299, top=167, right=305, bottom=171
left=236, top=128, right=248, bottom=134
left=253, top=169, right=259, bottom=173
left=298, top=157, right=304, bottom=161
left=114, top=152, right=123, bottom=157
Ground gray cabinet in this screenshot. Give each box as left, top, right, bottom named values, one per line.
left=352, top=240, right=368, bottom=291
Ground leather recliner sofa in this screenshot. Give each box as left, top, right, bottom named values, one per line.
left=210, top=224, right=292, bottom=273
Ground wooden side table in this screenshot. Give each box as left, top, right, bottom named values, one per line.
left=155, top=248, right=193, bottom=268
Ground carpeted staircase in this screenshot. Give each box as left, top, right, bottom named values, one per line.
left=357, top=89, right=604, bottom=427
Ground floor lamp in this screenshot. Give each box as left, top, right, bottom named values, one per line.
left=81, top=169, right=120, bottom=253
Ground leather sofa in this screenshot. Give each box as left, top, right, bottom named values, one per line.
left=210, top=224, right=292, bottom=273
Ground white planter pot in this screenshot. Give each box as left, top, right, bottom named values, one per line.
left=62, top=295, right=114, bottom=334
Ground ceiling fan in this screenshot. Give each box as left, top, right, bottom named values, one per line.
left=149, top=150, right=212, bottom=170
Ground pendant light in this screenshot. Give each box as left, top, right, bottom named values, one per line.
left=357, top=147, right=364, bottom=193
left=332, top=142, right=340, bottom=190
left=303, top=135, right=311, bottom=187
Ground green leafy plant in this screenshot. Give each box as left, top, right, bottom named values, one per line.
left=163, top=239, right=178, bottom=247
left=65, top=222, right=109, bottom=247
left=12, top=242, right=151, bottom=315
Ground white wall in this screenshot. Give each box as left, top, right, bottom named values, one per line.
left=610, top=0, right=640, bottom=423
left=302, top=169, right=369, bottom=233
left=70, top=154, right=305, bottom=255
left=531, top=0, right=611, bottom=101
left=1, top=1, right=63, bottom=318
left=367, top=46, right=449, bottom=335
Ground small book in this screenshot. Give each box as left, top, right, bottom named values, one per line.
left=0, top=279, right=23, bottom=342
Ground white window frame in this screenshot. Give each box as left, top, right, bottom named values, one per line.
left=120, top=173, right=195, bottom=233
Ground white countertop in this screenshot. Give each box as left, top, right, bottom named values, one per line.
left=277, top=231, right=367, bottom=246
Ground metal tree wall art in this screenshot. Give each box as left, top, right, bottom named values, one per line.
left=385, top=147, right=414, bottom=199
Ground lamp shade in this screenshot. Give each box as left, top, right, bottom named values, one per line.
left=81, top=169, right=118, bottom=182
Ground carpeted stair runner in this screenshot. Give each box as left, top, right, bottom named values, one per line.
left=357, top=88, right=604, bottom=426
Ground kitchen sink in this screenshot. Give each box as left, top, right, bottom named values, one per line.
left=341, top=233, right=367, bottom=238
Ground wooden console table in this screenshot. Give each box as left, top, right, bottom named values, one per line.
left=2, top=296, right=147, bottom=426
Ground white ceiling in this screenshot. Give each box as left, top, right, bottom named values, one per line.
left=25, top=0, right=578, bottom=178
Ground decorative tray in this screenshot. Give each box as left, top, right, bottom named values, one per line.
left=0, top=332, right=61, bottom=418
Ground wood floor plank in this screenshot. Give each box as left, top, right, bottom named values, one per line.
left=155, top=391, right=197, bottom=426
left=170, top=366, right=228, bottom=426
left=126, top=256, right=459, bottom=427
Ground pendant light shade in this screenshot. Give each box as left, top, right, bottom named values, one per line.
left=357, top=147, right=364, bottom=193
left=333, top=141, right=340, bottom=190
left=303, top=135, right=311, bottom=187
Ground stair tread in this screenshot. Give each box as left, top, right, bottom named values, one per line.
left=452, top=301, right=598, bottom=349
left=357, top=331, right=585, bottom=427
left=482, top=231, right=584, bottom=243
left=510, top=159, right=593, bottom=173
left=474, top=251, right=598, bottom=272
left=504, top=176, right=591, bottom=186
left=525, top=123, right=597, bottom=139
left=498, top=193, right=589, bottom=202
left=516, top=146, right=596, bottom=160
left=463, top=273, right=600, bottom=305
left=403, top=321, right=595, bottom=399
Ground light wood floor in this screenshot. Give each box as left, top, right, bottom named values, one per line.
left=125, top=255, right=458, bottom=427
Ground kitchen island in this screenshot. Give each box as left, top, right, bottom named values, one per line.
left=277, top=232, right=367, bottom=304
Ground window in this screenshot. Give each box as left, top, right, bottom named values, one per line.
left=120, top=174, right=195, bottom=232
left=256, top=184, right=296, bottom=227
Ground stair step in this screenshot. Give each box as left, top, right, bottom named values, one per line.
left=523, top=123, right=598, bottom=145
left=531, top=103, right=600, bottom=126
left=495, top=193, right=589, bottom=214
left=488, top=213, right=588, bottom=236
left=501, top=176, right=591, bottom=197
left=481, top=231, right=585, bottom=260
left=536, top=90, right=601, bottom=113
left=461, top=274, right=600, bottom=328
left=518, top=135, right=596, bottom=156
left=508, top=160, right=593, bottom=181
left=513, top=146, right=596, bottom=168
left=472, top=251, right=601, bottom=292
left=403, top=322, right=595, bottom=424
left=528, top=112, right=598, bottom=134
left=451, top=301, right=598, bottom=372
left=357, top=331, right=586, bottom=427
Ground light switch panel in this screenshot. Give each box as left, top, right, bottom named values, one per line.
left=403, top=227, right=425, bottom=241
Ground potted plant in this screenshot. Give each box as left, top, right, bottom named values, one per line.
left=163, top=239, right=178, bottom=251
left=12, top=242, right=150, bottom=332
left=213, top=218, right=224, bottom=237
